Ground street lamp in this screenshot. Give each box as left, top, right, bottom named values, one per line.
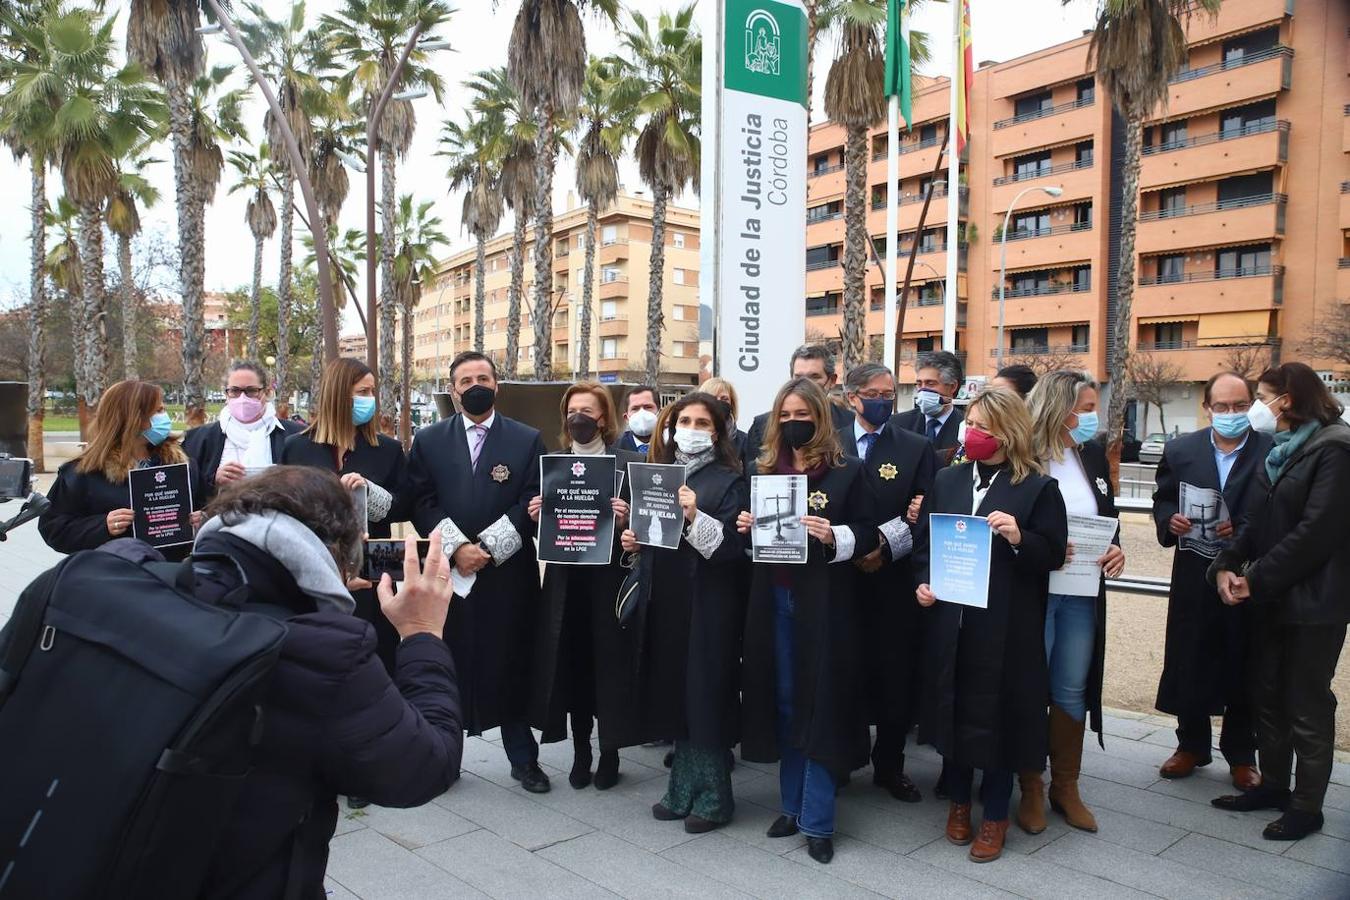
left=997, top=185, right=1064, bottom=369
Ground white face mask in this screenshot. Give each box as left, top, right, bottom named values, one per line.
left=627, top=408, right=658, bottom=438
left=1247, top=394, right=1283, bottom=434
left=673, top=427, right=714, bottom=454
left=957, top=420, right=968, bottom=445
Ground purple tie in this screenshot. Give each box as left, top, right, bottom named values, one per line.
left=469, top=424, right=487, bottom=471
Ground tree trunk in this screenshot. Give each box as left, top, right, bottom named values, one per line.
left=168, top=86, right=207, bottom=427
left=644, top=182, right=669, bottom=385
left=504, top=206, right=528, bottom=379
left=805, top=4, right=820, bottom=126
left=401, top=298, right=415, bottom=448
left=27, top=159, right=46, bottom=472
left=841, top=123, right=869, bottom=372
left=119, top=233, right=138, bottom=381
left=1106, top=107, right=1144, bottom=489
left=378, top=148, right=398, bottom=423
left=76, top=203, right=107, bottom=424
left=249, top=231, right=264, bottom=360
left=276, top=167, right=295, bottom=419
left=530, top=126, right=557, bottom=381
left=577, top=200, right=598, bottom=380
left=474, top=235, right=487, bottom=351
left=308, top=347, right=322, bottom=418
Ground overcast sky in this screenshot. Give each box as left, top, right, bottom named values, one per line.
left=0, top=0, right=1099, bottom=332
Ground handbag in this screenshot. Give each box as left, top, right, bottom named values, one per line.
left=614, top=551, right=648, bottom=628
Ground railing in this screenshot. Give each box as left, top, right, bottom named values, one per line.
left=989, top=342, right=1090, bottom=358
left=809, top=162, right=845, bottom=178
left=805, top=258, right=841, bottom=272
left=993, top=95, right=1094, bottom=130
left=806, top=304, right=841, bottom=317
left=1136, top=337, right=1280, bottom=351
left=1142, top=119, right=1288, bottom=156
left=1138, top=264, right=1282, bottom=286
left=993, top=158, right=1092, bottom=186
left=806, top=209, right=843, bottom=223
left=994, top=280, right=1092, bottom=299
left=871, top=135, right=942, bottom=161
left=1138, top=192, right=1285, bottom=222
left=872, top=185, right=969, bottom=211
left=1342, top=181, right=1350, bottom=194
left=1169, top=44, right=1292, bottom=84
left=1001, top=220, right=1093, bottom=242
left=598, top=314, right=628, bottom=322
left=1339, top=258, right=1350, bottom=269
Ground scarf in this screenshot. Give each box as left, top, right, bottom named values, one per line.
left=571, top=435, right=609, bottom=456
left=219, top=402, right=279, bottom=468
left=674, top=446, right=716, bottom=477
left=1265, top=420, right=1319, bottom=483
left=773, top=446, right=830, bottom=483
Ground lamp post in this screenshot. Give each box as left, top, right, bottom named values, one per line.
left=997, top=185, right=1064, bottom=368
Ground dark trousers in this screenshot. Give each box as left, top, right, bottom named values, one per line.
left=1175, top=705, right=1257, bottom=766
left=501, top=722, right=540, bottom=768
left=871, top=694, right=919, bottom=776
left=1250, top=621, right=1346, bottom=813
left=945, top=763, right=1013, bottom=822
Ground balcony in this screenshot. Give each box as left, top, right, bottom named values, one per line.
left=1136, top=194, right=1286, bottom=255
left=991, top=159, right=1099, bottom=214
left=598, top=277, right=629, bottom=300
left=1135, top=265, right=1284, bottom=317
left=993, top=157, right=1092, bottom=188
left=808, top=164, right=846, bottom=203
left=992, top=98, right=1100, bottom=159
left=871, top=134, right=942, bottom=162
left=598, top=241, right=628, bottom=265
left=997, top=220, right=1098, bottom=272
left=1342, top=182, right=1350, bottom=230
left=1140, top=120, right=1288, bottom=191
left=1162, top=46, right=1293, bottom=120
left=989, top=343, right=1091, bottom=359
left=597, top=315, right=627, bottom=337
left=805, top=258, right=841, bottom=272
left=1338, top=259, right=1350, bottom=302
left=994, top=281, right=1091, bottom=300
left=1001, top=221, right=1092, bottom=243
left=1132, top=337, right=1281, bottom=381
left=809, top=162, right=845, bottom=178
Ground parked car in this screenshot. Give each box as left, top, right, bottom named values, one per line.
left=1138, top=432, right=1170, bottom=464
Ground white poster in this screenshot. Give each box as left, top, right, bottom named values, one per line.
left=1179, top=481, right=1230, bottom=559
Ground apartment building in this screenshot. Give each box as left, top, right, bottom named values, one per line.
left=806, top=0, right=1348, bottom=431
left=412, top=193, right=703, bottom=386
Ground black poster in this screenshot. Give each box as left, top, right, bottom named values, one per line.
left=538, top=454, right=616, bottom=565
left=128, top=462, right=194, bottom=548
left=629, top=462, right=686, bottom=549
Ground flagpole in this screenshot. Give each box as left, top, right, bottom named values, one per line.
left=883, top=93, right=900, bottom=375
left=942, top=0, right=961, bottom=357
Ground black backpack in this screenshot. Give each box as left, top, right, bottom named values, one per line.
left=0, top=541, right=290, bottom=899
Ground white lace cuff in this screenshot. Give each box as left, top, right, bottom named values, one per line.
left=683, top=510, right=725, bottom=560
left=830, top=525, right=856, bottom=563
left=366, top=481, right=393, bottom=523
left=437, top=517, right=470, bottom=559
left=878, top=516, right=913, bottom=560
left=479, top=514, right=523, bottom=565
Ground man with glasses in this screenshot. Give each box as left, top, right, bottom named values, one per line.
left=840, top=363, right=939, bottom=803
left=894, top=350, right=965, bottom=465
left=183, top=360, right=304, bottom=502
left=1150, top=371, right=1271, bottom=789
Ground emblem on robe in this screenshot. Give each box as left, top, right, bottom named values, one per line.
left=1095, top=476, right=1109, bottom=496
left=878, top=463, right=898, bottom=481
left=491, top=464, right=510, bottom=483
left=807, top=490, right=828, bottom=511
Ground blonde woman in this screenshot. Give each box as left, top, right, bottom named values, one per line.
left=913, top=387, right=1068, bottom=863
left=699, top=376, right=747, bottom=458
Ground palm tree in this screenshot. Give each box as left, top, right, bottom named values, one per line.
left=573, top=57, right=631, bottom=380
left=1078, top=0, right=1219, bottom=471
left=322, top=0, right=450, bottom=417
left=304, top=222, right=366, bottom=316
left=501, top=0, right=618, bottom=380
left=439, top=116, right=504, bottom=353
left=44, top=198, right=83, bottom=407
left=106, top=148, right=162, bottom=380
left=613, top=5, right=700, bottom=385
left=227, top=144, right=277, bottom=359
left=390, top=194, right=448, bottom=445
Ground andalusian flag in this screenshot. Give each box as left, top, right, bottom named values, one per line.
left=884, top=0, right=913, bottom=129
left=954, top=0, right=973, bottom=153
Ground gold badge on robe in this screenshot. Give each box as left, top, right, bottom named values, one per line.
left=490, top=464, right=510, bottom=483
left=807, top=490, right=828, bottom=511
left=878, top=463, right=898, bottom=481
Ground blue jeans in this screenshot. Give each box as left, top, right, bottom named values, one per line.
left=773, top=587, right=837, bottom=838
left=1044, top=593, right=1096, bottom=722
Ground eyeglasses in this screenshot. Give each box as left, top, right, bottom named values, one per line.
left=1207, top=402, right=1251, bottom=414
left=224, top=387, right=264, bottom=399
left=854, top=390, right=896, bottom=401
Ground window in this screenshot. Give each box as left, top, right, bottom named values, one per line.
left=1216, top=244, right=1271, bottom=277
left=917, top=282, right=943, bottom=304
left=1012, top=271, right=1050, bottom=295
left=806, top=292, right=840, bottom=316
left=1159, top=188, right=1187, bottom=217
left=1012, top=210, right=1051, bottom=238
left=1076, top=79, right=1095, bottom=103
left=601, top=225, right=619, bottom=246
left=672, top=268, right=686, bottom=286
left=1014, top=151, right=1052, bottom=179
left=1073, top=204, right=1093, bottom=229
left=918, top=229, right=940, bottom=254
left=1217, top=172, right=1273, bottom=206
left=919, top=123, right=938, bottom=144
left=916, top=337, right=936, bottom=352
left=672, top=232, right=685, bottom=249
left=806, top=245, right=839, bottom=269
left=600, top=300, right=618, bottom=320
left=1222, top=27, right=1277, bottom=67
left=811, top=153, right=833, bottom=174
left=871, top=185, right=888, bottom=208
left=871, top=135, right=887, bottom=157
left=807, top=200, right=842, bottom=222
left=1075, top=141, right=1094, bottom=166
left=1071, top=325, right=1090, bottom=350
left=1072, top=267, right=1092, bottom=291
left=1158, top=120, right=1187, bottom=150
left=1014, top=91, right=1053, bottom=118
left=1158, top=255, right=1185, bottom=283
left=1153, top=322, right=1183, bottom=348
left=1221, top=100, right=1276, bottom=138
left=1011, top=328, right=1048, bottom=352
left=602, top=267, right=622, bottom=283
left=872, top=236, right=887, bottom=257
left=601, top=338, right=619, bottom=358
left=672, top=305, right=685, bottom=321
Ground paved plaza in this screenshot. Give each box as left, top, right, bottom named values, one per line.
left=2, top=506, right=1348, bottom=899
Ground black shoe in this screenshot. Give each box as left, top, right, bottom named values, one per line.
left=806, top=836, right=834, bottom=864
left=934, top=776, right=949, bottom=800
left=1212, top=784, right=1289, bottom=812
left=1263, top=809, right=1323, bottom=841
left=594, top=750, right=620, bottom=790
left=874, top=770, right=923, bottom=803
left=569, top=746, right=593, bottom=790
left=663, top=750, right=674, bottom=769
left=766, top=814, right=799, bottom=838
left=685, top=815, right=721, bottom=834
left=652, top=802, right=685, bottom=821
left=510, top=763, right=552, bottom=794
left=346, top=796, right=370, bottom=810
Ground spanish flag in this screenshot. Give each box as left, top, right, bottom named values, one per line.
left=955, top=0, right=973, bottom=153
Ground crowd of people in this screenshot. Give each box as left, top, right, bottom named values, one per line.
left=21, top=344, right=1349, bottom=892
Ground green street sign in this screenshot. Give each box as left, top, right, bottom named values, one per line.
left=723, top=0, right=807, bottom=107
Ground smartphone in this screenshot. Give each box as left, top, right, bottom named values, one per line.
left=0, top=457, right=33, bottom=500
left=361, top=538, right=431, bottom=582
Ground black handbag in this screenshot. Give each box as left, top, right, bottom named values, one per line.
left=614, top=551, right=647, bottom=628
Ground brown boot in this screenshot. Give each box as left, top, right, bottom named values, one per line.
left=1048, top=705, right=1098, bottom=833
left=969, top=818, right=1010, bottom=863
left=1017, top=770, right=1047, bottom=834
left=946, top=802, right=973, bottom=845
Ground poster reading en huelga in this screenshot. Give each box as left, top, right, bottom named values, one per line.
left=538, top=454, right=616, bottom=565
left=128, top=462, right=194, bottom=548
left=629, top=462, right=686, bottom=550
left=750, top=474, right=808, bottom=564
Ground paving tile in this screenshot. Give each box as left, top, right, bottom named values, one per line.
left=1282, top=832, right=1350, bottom=875
left=525, top=766, right=704, bottom=853
left=782, top=836, right=1013, bottom=899
left=345, top=800, right=479, bottom=850
left=416, top=828, right=614, bottom=899
left=323, top=876, right=362, bottom=899
left=831, top=792, right=947, bottom=855
left=538, top=830, right=753, bottom=899
left=909, top=834, right=1155, bottom=900
left=1082, top=776, right=1287, bottom=852
left=717, top=796, right=808, bottom=856
left=431, top=772, right=593, bottom=851
left=1100, top=716, right=1160, bottom=741
left=333, top=806, right=368, bottom=837
left=1160, top=832, right=1350, bottom=897
left=1033, top=832, right=1271, bottom=899
left=1332, top=760, right=1350, bottom=787
left=458, top=736, right=567, bottom=790
left=660, top=832, right=882, bottom=899
left=1322, top=781, right=1350, bottom=812
left=326, top=827, right=487, bottom=899
left=1080, top=749, right=1166, bottom=790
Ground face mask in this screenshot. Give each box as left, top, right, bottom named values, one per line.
left=566, top=413, right=600, bottom=445
left=627, top=408, right=658, bottom=439
left=1247, top=395, right=1282, bottom=434
left=459, top=384, right=495, bottom=416
left=673, top=427, right=714, bottom=455
left=962, top=427, right=1002, bottom=462
left=1210, top=411, right=1250, bottom=440
left=227, top=394, right=265, bottom=423
left=142, top=412, right=172, bottom=447
left=858, top=397, right=893, bottom=429
left=351, top=396, right=377, bottom=426
left=915, top=389, right=945, bottom=417
left=957, top=420, right=968, bottom=445
left=780, top=420, right=816, bottom=450
left=1068, top=410, right=1099, bottom=446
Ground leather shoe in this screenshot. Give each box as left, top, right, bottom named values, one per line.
left=684, top=815, right=721, bottom=834
left=873, top=770, right=922, bottom=803
left=510, top=763, right=552, bottom=794
left=346, top=796, right=370, bottom=810
left=806, top=836, right=834, bottom=864
left=1212, top=784, right=1288, bottom=812
left=946, top=802, right=973, bottom=846
left=652, top=802, right=684, bottom=821
left=1230, top=764, right=1262, bottom=792
left=1159, top=749, right=1212, bottom=779
left=969, top=819, right=1010, bottom=863
left=594, top=750, right=620, bottom=790
left=1262, top=809, right=1323, bottom=841
left=766, top=815, right=799, bottom=838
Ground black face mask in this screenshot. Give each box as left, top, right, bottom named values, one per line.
left=715, top=399, right=734, bottom=426
left=459, top=384, right=495, bottom=416
left=780, top=420, right=816, bottom=450
left=566, top=413, right=600, bottom=445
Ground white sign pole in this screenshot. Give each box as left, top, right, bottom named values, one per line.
left=701, top=0, right=725, bottom=381
left=883, top=93, right=900, bottom=375
left=942, top=0, right=961, bottom=355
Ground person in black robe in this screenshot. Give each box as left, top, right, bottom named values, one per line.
left=893, top=350, right=965, bottom=464
left=525, top=383, right=639, bottom=791
left=1152, top=372, right=1270, bottom=790
left=837, top=363, right=938, bottom=803
left=699, top=377, right=749, bottom=459
left=737, top=377, right=877, bottom=866
left=740, top=344, right=853, bottom=473
left=615, top=384, right=659, bottom=455
left=913, top=387, right=1068, bottom=863
left=406, top=351, right=550, bottom=793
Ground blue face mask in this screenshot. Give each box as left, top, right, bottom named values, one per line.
left=1068, top=410, right=1099, bottom=445
left=1211, top=411, right=1250, bottom=439
left=352, top=396, right=377, bottom=426
left=142, top=412, right=172, bottom=446
left=858, top=397, right=893, bottom=429
left=914, top=389, right=945, bottom=417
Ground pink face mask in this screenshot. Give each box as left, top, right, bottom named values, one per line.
left=227, top=394, right=266, bottom=423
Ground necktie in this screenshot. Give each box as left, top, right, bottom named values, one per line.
left=637, top=443, right=648, bottom=455
left=925, top=417, right=941, bottom=444
left=858, top=432, right=876, bottom=460
left=469, top=424, right=487, bottom=471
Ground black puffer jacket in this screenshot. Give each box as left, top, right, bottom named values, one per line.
left=1210, top=420, right=1350, bottom=625
left=193, top=534, right=464, bottom=900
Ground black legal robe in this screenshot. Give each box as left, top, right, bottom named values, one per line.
left=280, top=431, right=410, bottom=538
left=741, top=403, right=854, bottom=474
left=182, top=417, right=305, bottom=503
